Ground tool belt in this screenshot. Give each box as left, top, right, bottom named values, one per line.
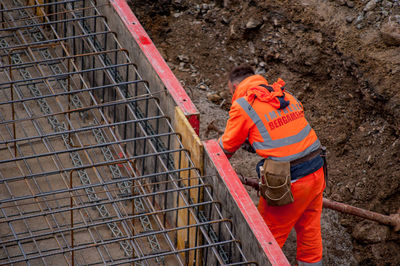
left=292, top=146, right=328, bottom=184
left=290, top=147, right=322, bottom=166
left=259, top=159, right=294, bottom=206
left=258, top=146, right=328, bottom=206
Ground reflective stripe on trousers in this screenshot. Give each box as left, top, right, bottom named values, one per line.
left=297, top=259, right=322, bottom=266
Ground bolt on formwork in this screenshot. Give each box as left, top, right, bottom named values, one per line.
left=0, top=0, right=255, bottom=265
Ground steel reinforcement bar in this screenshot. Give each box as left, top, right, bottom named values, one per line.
left=0, top=0, right=253, bottom=265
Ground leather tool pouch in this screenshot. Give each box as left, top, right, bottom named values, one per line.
left=259, top=159, right=294, bottom=206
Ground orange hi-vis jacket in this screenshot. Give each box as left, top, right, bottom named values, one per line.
left=219, top=75, right=320, bottom=160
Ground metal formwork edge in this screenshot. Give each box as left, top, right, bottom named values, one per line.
left=203, top=140, right=290, bottom=266
left=108, top=0, right=200, bottom=135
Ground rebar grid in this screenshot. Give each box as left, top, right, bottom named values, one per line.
left=0, top=0, right=253, bottom=265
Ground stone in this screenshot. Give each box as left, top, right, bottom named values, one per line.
left=221, top=16, right=230, bottom=24
left=255, top=67, right=266, bottom=74
left=330, top=193, right=343, bottom=202
left=178, top=62, right=190, bottom=72
left=173, top=12, right=183, bottom=18
left=365, top=11, right=378, bottom=22
left=248, top=41, right=255, bottom=54
left=394, top=15, right=400, bottom=24
left=313, top=32, right=323, bottom=44
left=219, top=91, right=230, bottom=99
left=198, top=84, right=208, bottom=90
left=229, top=24, right=239, bottom=39
left=382, top=0, right=393, bottom=8
left=337, top=0, right=346, bottom=6
left=352, top=221, right=389, bottom=243
left=246, top=17, right=262, bottom=29
left=189, top=64, right=197, bottom=73
left=201, top=3, right=209, bottom=11
left=346, top=16, right=355, bottom=23
left=336, top=132, right=348, bottom=145
left=364, top=0, right=377, bottom=12
left=380, top=20, right=400, bottom=46
left=172, top=0, right=185, bottom=9
left=177, top=54, right=189, bottom=63
left=354, top=13, right=364, bottom=24
left=346, top=1, right=355, bottom=8
left=207, top=93, right=222, bottom=103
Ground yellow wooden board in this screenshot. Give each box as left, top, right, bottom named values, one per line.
left=174, top=107, right=203, bottom=266
left=28, top=0, right=45, bottom=20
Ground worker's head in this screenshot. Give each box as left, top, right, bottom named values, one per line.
left=228, top=64, right=255, bottom=95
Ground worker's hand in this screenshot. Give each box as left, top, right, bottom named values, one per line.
left=241, top=140, right=256, bottom=153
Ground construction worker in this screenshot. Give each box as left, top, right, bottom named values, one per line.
left=218, top=64, right=325, bottom=265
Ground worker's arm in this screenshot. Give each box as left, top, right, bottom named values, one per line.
left=218, top=101, right=250, bottom=159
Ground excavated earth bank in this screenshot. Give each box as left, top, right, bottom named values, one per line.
left=130, top=0, right=400, bottom=264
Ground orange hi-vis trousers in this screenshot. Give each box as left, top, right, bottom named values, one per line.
left=258, top=167, right=325, bottom=264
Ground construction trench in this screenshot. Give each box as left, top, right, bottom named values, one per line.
left=0, top=0, right=399, bottom=265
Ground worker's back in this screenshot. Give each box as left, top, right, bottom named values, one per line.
left=226, top=74, right=320, bottom=161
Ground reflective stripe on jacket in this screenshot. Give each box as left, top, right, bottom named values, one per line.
left=218, top=75, right=320, bottom=161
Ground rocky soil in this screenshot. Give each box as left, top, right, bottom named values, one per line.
left=129, top=0, right=400, bottom=265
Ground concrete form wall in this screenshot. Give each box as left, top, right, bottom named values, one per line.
left=97, top=0, right=289, bottom=265
left=203, top=141, right=289, bottom=265
left=97, top=0, right=199, bottom=133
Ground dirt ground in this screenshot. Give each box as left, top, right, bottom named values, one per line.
left=129, top=0, right=400, bottom=265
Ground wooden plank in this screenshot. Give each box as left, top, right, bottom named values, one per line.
left=173, top=106, right=203, bottom=266
left=28, top=0, right=45, bottom=19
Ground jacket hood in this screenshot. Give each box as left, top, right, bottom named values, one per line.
left=232, top=75, right=288, bottom=109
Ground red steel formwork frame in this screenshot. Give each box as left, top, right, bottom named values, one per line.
left=109, top=0, right=289, bottom=264
left=109, top=0, right=200, bottom=135
left=203, top=140, right=289, bottom=265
